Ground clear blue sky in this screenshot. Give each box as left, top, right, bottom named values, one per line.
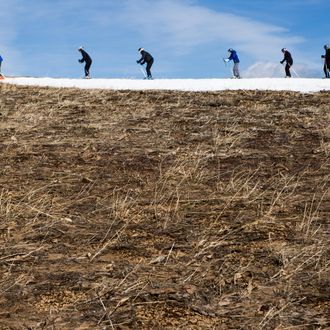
left=0, top=0, right=329, bottom=78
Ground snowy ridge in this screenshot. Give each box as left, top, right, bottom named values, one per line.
left=2, top=77, right=330, bottom=93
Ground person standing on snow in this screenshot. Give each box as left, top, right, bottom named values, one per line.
left=224, top=49, right=240, bottom=79
left=78, top=47, right=92, bottom=79
left=137, top=48, right=154, bottom=79
left=0, top=54, right=3, bottom=76
left=321, top=44, right=330, bottom=78
left=280, top=48, right=293, bottom=78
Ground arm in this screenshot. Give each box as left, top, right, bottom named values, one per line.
left=137, top=53, right=146, bottom=65
left=79, top=50, right=89, bottom=63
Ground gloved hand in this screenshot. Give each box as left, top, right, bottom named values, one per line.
left=136, top=60, right=139, bottom=64
left=321, top=55, right=325, bottom=58
left=223, top=58, right=229, bottom=63
left=79, top=59, right=83, bottom=63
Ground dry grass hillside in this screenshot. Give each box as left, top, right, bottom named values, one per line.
left=0, top=83, right=329, bottom=329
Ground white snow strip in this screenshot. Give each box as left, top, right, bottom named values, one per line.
left=1, top=77, right=330, bottom=93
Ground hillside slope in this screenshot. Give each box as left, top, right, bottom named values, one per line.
left=0, top=84, right=329, bottom=329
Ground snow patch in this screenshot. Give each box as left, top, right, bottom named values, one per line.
left=1, top=77, right=330, bottom=93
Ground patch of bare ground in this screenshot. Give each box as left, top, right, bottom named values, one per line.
left=0, top=84, right=329, bottom=329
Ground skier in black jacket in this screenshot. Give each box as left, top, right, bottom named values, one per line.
left=321, top=44, right=330, bottom=78
left=280, top=48, right=293, bottom=78
left=78, top=47, right=92, bottom=78
left=137, top=48, right=154, bottom=79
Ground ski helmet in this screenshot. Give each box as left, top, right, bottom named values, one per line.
left=281, top=48, right=287, bottom=52
left=228, top=48, right=233, bottom=52
left=138, top=47, right=144, bottom=52
left=324, top=44, right=329, bottom=50
left=78, top=46, right=84, bottom=51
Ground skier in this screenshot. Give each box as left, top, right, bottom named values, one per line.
left=78, top=47, right=92, bottom=79
left=321, top=44, right=330, bottom=78
left=136, top=48, right=154, bottom=79
left=224, top=48, right=240, bottom=79
left=0, top=54, right=3, bottom=78
left=280, top=48, right=293, bottom=78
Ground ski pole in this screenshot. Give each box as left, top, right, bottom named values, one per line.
left=223, top=58, right=232, bottom=77
left=281, top=63, right=299, bottom=78
left=290, top=66, right=300, bottom=78
left=139, top=66, right=147, bottom=79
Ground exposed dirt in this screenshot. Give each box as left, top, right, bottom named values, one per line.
left=0, top=84, right=329, bottom=329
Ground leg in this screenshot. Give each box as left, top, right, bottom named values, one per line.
left=326, top=61, right=330, bottom=78
left=146, top=59, right=153, bottom=78
left=85, top=61, right=91, bottom=77
left=285, top=63, right=291, bottom=77
left=233, top=63, right=240, bottom=78
left=145, top=63, right=151, bottom=78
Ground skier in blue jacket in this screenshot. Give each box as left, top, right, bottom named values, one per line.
left=224, top=49, right=240, bottom=78
left=321, top=44, right=330, bottom=78
left=0, top=55, right=3, bottom=75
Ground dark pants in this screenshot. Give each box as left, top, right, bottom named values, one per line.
left=146, top=59, right=154, bottom=78
left=85, top=60, right=92, bottom=77
left=285, top=62, right=292, bottom=77
left=324, top=60, right=330, bottom=78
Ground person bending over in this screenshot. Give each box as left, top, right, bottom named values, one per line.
left=137, top=48, right=154, bottom=79
left=78, top=47, right=92, bottom=79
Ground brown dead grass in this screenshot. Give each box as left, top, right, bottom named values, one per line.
left=0, top=84, right=329, bottom=329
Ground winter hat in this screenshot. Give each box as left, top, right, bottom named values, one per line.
left=324, top=44, right=329, bottom=50
left=281, top=48, right=287, bottom=52
left=78, top=46, right=84, bottom=51
left=228, top=48, right=233, bottom=52
left=138, top=47, right=144, bottom=52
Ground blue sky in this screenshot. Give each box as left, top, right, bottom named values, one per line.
left=0, top=0, right=329, bottom=78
